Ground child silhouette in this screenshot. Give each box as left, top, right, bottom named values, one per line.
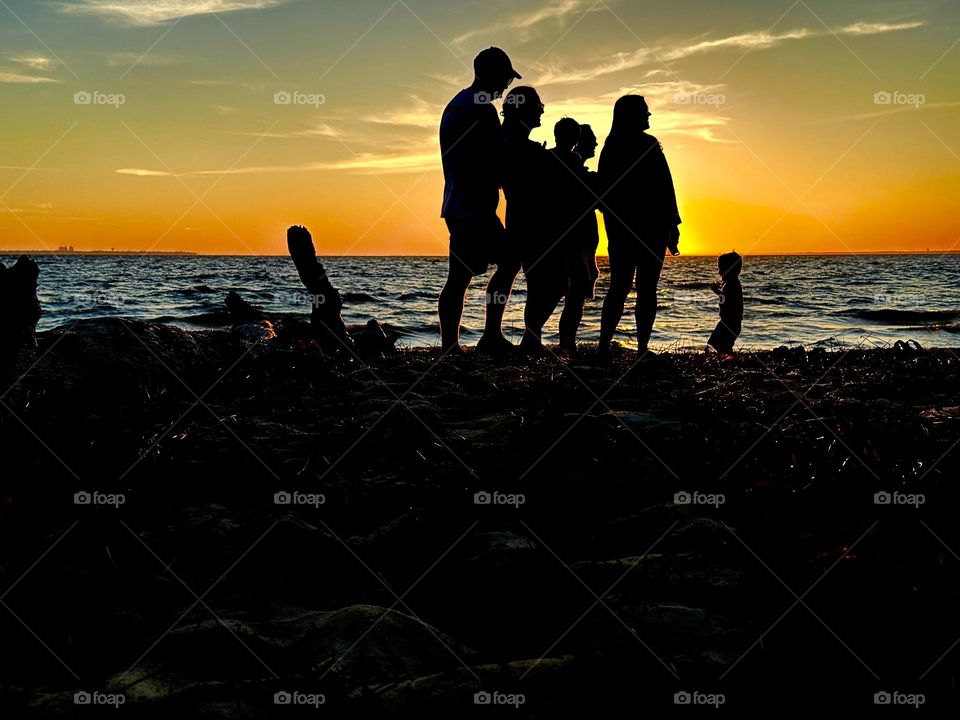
left=707, top=251, right=743, bottom=354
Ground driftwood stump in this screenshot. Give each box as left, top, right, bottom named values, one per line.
left=0, top=255, right=41, bottom=375
left=287, top=226, right=354, bottom=352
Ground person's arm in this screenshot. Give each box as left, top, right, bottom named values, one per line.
left=730, top=282, right=745, bottom=316
left=653, top=142, right=682, bottom=253
left=596, top=146, right=625, bottom=216
left=661, top=156, right=682, bottom=228
left=440, top=106, right=468, bottom=176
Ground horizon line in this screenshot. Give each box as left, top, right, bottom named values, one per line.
left=3, top=250, right=960, bottom=258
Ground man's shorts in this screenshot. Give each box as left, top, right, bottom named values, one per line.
left=446, top=215, right=515, bottom=276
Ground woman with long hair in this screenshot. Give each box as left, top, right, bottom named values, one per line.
left=597, top=95, right=681, bottom=357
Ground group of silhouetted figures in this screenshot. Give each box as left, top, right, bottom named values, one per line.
left=438, top=47, right=743, bottom=358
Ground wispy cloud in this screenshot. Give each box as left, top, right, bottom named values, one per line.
left=831, top=101, right=960, bottom=122
left=229, top=120, right=348, bottom=140
left=453, top=0, right=598, bottom=47
left=0, top=71, right=59, bottom=84
left=116, top=148, right=440, bottom=178
left=9, top=55, right=55, bottom=71
left=841, top=21, right=925, bottom=35
left=313, top=151, right=439, bottom=174
left=361, top=79, right=732, bottom=166
left=547, top=83, right=733, bottom=143
left=116, top=168, right=174, bottom=177
left=61, top=0, right=292, bottom=26
left=426, top=73, right=466, bottom=89
left=538, top=19, right=924, bottom=85
left=297, top=122, right=346, bottom=139
left=0, top=202, right=54, bottom=215
left=1, top=55, right=59, bottom=83
left=364, top=96, right=439, bottom=129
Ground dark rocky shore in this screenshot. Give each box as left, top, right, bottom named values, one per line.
left=2, top=318, right=959, bottom=715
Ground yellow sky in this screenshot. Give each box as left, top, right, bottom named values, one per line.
left=1, top=0, right=958, bottom=256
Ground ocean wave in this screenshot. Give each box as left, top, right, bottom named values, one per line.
left=837, top=309, right=960, bottom=324
left=398, top=291, right=438, bottom=301
left=667, top=281, right=714, bottom=289
left=173, top=285, right=217, bottom=297
left=744, top=296, right=787, bottom=305
left=342, top=292, right=377, bottom=303
left=386, top=322, right=439, bottom=336
left=908, top=323, right=960, bottom=333
left=153, top=311, right=232, bottom=328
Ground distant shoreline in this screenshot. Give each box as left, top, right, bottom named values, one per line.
left=0, top=250, right=198, bottom=256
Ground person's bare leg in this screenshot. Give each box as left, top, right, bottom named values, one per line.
left=439, top=262, right=473, bottom=352
left=520, top=279, right=563, bottom=353
left=634, top=290, right=657, bottom=353
left=559, top=293, right=586, bottom=354
left=479, top=258, right=521, bottom=352
left=634, top=249, right=665, bottom=353
left=598, top=261, right=636, bottom=354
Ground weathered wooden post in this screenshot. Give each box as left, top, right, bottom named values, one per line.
left=286, top=226, right=354, bottom=352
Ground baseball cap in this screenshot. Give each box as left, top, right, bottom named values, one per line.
left=474, top=47, right=522, bottom=80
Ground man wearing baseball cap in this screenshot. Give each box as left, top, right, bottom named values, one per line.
left=438, top=47, right=522, bottom=356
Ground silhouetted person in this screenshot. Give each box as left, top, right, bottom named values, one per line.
left=499, top=86, right=558, bottom=354
left=708, top=251, right=743, bottom=354
left=438, top=47, right=522, bottom=356
left=597, top=95, right=681, bottom=358
left=516, top=116, right=584, bottom=354
left=0, top=255, right=41, bottom=377
left=557, top=122, right=601, bottom=354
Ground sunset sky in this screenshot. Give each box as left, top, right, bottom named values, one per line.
left=1, top=0, right=958, bottom=256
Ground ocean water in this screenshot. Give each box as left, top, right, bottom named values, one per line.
left=4, top=254, right=960, bottom=350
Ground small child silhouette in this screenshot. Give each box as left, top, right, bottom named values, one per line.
left=707, top=251, right=743, bottom=354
